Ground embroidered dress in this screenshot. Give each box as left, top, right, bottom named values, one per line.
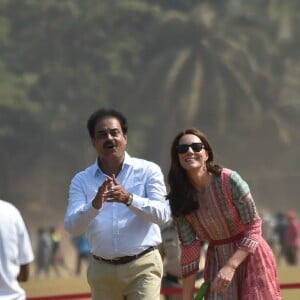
left=176, top=168, right=281, bottom=300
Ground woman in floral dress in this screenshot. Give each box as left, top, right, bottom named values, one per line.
left=166, top=128, right=281, bottom=300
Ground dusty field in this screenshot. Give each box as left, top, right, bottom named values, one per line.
left=21, top=265, right=300, bottom=300
left=22, top=227, right=300, bottom=299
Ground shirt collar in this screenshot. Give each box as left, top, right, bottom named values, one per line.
left=92, top=152, right=132, bottom=177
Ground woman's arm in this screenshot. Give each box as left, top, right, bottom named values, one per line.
left=182, top=273, right=198, bottom=300
left=211, top=248, right=249, bottom=293
left=211, top=170, right=261, bottom=293
left=175, top=216, right=202, bottom=298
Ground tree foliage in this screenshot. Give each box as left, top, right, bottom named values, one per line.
left=0, top=0, right=300, bottom=220
left=132, top=3, right=299, bottom=169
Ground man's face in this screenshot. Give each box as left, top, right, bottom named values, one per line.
left=92, top=116, right=127, bottom=161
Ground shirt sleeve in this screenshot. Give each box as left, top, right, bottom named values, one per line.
left=64, top=173, right=100, bottom=236
left=17, top=211, right=34, bottom=265
left=230, top=171, right=262, bottom=254
left=128, top=162, right=171, bottom=227
left=175, top=216, right=202, bottom=278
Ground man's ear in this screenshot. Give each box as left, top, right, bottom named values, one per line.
left=91, top=138, right=96, bottom=148
left=123, top=134, right=128, bottom=145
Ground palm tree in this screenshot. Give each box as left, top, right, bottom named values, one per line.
left=134, top=3, right=281, bottom=167
left=233, top=0, right=300, bottom=145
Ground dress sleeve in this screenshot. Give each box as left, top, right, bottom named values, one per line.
left=229, top=171, right=262, bottom=254
left=175, top=216, right=202, bottom=278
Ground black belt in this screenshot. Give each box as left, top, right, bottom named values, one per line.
left=165, top=273, right=180, bottom=284
left=92, top=246, right=157, bottom=265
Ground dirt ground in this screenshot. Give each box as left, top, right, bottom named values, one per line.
left=21, top=265, right=300, bottom=300
left=24, top=225, right=300, bottom=300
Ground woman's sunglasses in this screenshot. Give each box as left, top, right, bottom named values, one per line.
left=176, top=143, right=204, bottom=154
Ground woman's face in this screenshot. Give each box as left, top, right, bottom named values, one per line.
left=177, top=134, right=208, bottom=172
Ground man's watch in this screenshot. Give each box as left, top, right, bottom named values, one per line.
left=125, top=192, right=133, bottom=206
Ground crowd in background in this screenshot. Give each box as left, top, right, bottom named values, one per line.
left=34, top=225, right=89, bottom=278
left=3, top=200, right=299, bottom=300
left=261, top=209, right=300, bottom=267
left=32, top=208, right=300, bottom=281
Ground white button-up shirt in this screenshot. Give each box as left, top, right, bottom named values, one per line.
left=0, top=200, right=34, bottom=300
left=64, top=152, right=171, bottom=259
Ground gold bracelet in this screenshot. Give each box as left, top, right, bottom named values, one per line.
left=125, top=193, right=133, bottom=206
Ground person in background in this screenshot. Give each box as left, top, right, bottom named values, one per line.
left=72, top=233, right=90, bottom=276
left=64, top=108, right=171, bottom=300
left=160, top=220, right=184, bottom=300
left=261, top=210, right=276, bottom=252
left=166, top=128, right=281, bottom=300
left=35, top=227, right=52, bottom=278
left=0, top=199, right=34, bottom=300
left=285, top=210, right=300, bottom=266
left=49, top=226, right=72, bottom=277
left=274, top=212, right=288, bottom=265
left=160, top=220, right=204, bottom=300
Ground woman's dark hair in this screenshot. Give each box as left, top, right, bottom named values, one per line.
left=87, top=108, right=128, bottom=138
left=166, top=128, right=222, bottom=217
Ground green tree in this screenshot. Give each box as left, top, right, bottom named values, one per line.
left=133, top=4, right=282, bottom=168
left=0, top=0, right=158, bottom=216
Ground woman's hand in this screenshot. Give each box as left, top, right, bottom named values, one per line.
left=211, top=248, right=249, bottom=293
left=211, top=264, right=235, bottom=293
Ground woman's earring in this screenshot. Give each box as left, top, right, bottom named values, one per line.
left=203, top=164, right=207, bottom=172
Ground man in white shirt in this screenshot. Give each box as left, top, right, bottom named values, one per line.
left=0, top=199, right=34, bottom=300
left=64, top=108, right=171, bottom=299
